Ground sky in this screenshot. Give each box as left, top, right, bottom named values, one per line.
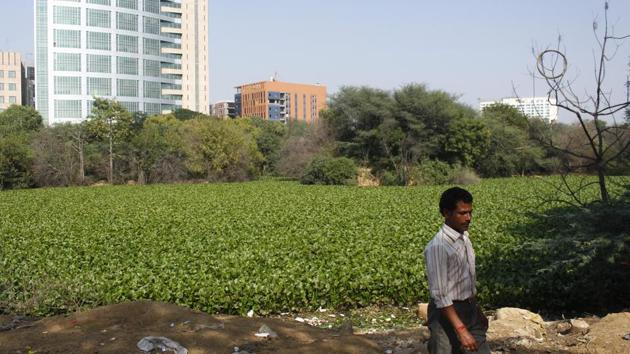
left=2, top=0, right=630, bottom=122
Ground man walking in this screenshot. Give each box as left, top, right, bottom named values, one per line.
left=424, top=187, right=489, bottom=353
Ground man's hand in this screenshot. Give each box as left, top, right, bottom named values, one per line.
left=456, top=326, right=479, bottom=352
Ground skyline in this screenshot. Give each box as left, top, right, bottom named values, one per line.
left=2, top=0, right=630, bottom=122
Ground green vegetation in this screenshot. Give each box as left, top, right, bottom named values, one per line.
left=1, top=177, right=628, bottom=317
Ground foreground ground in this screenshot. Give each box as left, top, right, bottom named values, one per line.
left=1, top=301, right=629, bottom=354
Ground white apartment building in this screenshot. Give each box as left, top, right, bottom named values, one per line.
left=480, top=97, right=558, bottom=122
left=35, top=0, right=209, bottom=125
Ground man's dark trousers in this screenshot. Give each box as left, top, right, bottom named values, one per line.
left=427, top=298, right=490, bottom=354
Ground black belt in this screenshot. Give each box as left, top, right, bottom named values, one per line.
left=453, top=297, right=475, bottom=304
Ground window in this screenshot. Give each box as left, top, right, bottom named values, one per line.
left=117, top=0, right=137, bottom=10
left=9, top=96, right=17, bottom=104
left=143, top=81, right=161, bottom=98
left=54, top=53, right=81, bottom=71
left=54, top=76, right=81, bottom=95
left=143, top=59, right=160, bottom=77
left=87, top=32, right=111, bottom=50
left=55, top=100, right=82, bottom=118
left=117, top=34, right=138, bottom=53
left=143, top=16, right=160, bottom=34
left=87, top=0, right=110, bottom=4
left=143, top=38, right=160, bottom=56
left=117, top=79, right=138, bottom=97
left=117, top=57, right=138, bottom=75
left=87, top=77, right=111, bottom=96
left=87, top=8, right=110, bottom=28
left=116, top=12, right=137, bottom=31
left=0, top=70, right=3, bottom=78
left=53, top=6, right=80, bottom=25
left=54, top=29, right=81, bottom=48
left=0, top=83, right=3, bottom=91
left=8, top=83, right=16, bottom=91
left=143, top=0, right=160, bottom=14
left=119, top=101, right=139, bottom=112
left=0, top=97, right=4, bottom=104
left=87, top=54, right=111, bottom=73
left=144, top=102, right=161, bottom=114
left=8, top=71, right=16, bottom=78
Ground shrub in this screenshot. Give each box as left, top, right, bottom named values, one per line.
left=409, top=161, right=481, bottom=186
left=300, top=156, right=357, bottom=185
left=450, top=167, right=481, bottom=185
left=409, top=160, right=453, bottom=185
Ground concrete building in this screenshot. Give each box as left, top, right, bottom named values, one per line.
left=480, top=97, right=558, bottom=122
left=211, top=100, right=236, bottom=118
left=35, top=0, right=209, bottom=125
left=235, top=80, right=327, bottom=123
left=0, top=52, right=25, bottom=112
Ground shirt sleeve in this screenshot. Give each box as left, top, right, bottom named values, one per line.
left=425, top=243, right=452, bottom=308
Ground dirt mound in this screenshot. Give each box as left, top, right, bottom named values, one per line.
left=1, top=302, right=629, bottom=354
left=0, top=301, right=381, bottom=354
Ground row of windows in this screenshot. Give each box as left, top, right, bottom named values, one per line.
left=54, top=30, right=166, bottom=55
left=52, top=77, right=168, bottom=98
left=0, top=70, right=17, bottom=78
left=54, top=99, right=172, bottom=119
left=54, top=52, right=163, bottom=76
left=0, top=96, right=18, bottom=104
left=54, top=7, right=170, bottom=34
left=82, top=0, right=159, bottom=13
left=0, top=83, right=17, bottom=91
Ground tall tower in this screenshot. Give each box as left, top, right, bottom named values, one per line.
left=35, top=0, right=209, bottom=125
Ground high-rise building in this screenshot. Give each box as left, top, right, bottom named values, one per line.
left=35, top=0, right=209, bottom=125
left=0, top=52, right=26, bottom=112
left=234, top=79, right=327, bottom=123
left=25, top=66, right=36, bottom=108
left=211, top=100, right=236, bottom=118
left=480, top=97, right=558, bottom=122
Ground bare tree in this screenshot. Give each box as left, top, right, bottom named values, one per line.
left=534, top=1, right=630, bottom=203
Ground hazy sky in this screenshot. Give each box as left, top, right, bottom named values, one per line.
left=2, top=0, right=630, bottom=121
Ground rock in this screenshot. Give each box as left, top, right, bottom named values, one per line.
left=623, top=332, right=630, bottom=340
left=137, top=336, right=188, bottom=354
left=488, top=308, right=546, bottom=342
left=569, top=319, right=589, bottom=334
left=255, top=324, right=278, bottom=339
left=555, top=321, right=572, bottom=335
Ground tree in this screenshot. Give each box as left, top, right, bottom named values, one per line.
left=181, top=118, right=263, bottom=181
left=130, top=114, right=185, bottom=184
left=479, top=104, right=547, bottom=177
left=534, top=1, right=630, bottom=203
left=0, top=105, right=42, bottom=189
left=85, top=98, right=133, bottom=184
left=31, top=124, right=86, bottom=186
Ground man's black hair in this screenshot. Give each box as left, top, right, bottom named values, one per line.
left=439, top=187, right=473, bottom=214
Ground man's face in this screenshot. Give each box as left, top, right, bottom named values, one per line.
left=442, top=201, right=473, bottom=233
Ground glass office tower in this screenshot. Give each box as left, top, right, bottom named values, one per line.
left=35, top=0, right=209, bottom=125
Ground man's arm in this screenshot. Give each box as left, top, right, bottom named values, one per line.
left=440, top=305, right=479, bottom=352
left=426, top=243, right=479, bottom=352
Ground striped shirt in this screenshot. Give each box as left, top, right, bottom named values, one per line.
left=424, top=223, right=477, bottom=308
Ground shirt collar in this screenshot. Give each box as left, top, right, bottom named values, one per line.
left=441, top=223, right=467, bottom=243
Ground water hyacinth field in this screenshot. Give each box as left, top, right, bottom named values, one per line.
left=0, top=177, right=621, bottom=316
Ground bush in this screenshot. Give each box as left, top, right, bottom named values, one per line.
left=450, top=167, right=481, bottom=185
left=409, top=160, right=453, bottom=185
left=300, top=156, right=357, bottom=185
left=409, top=160, right=481, bottom=186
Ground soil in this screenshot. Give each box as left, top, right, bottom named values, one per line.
left=1, top=301, right=629, bottom=354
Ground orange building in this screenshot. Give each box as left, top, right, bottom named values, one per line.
left=235, top=80, right=327, bottom=123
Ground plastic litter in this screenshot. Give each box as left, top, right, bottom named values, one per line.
left=137, top=336, right=188, bottom=354
left=623, top=332, right=630, bottom=340
left=255, top=324, right=278, bottom=338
